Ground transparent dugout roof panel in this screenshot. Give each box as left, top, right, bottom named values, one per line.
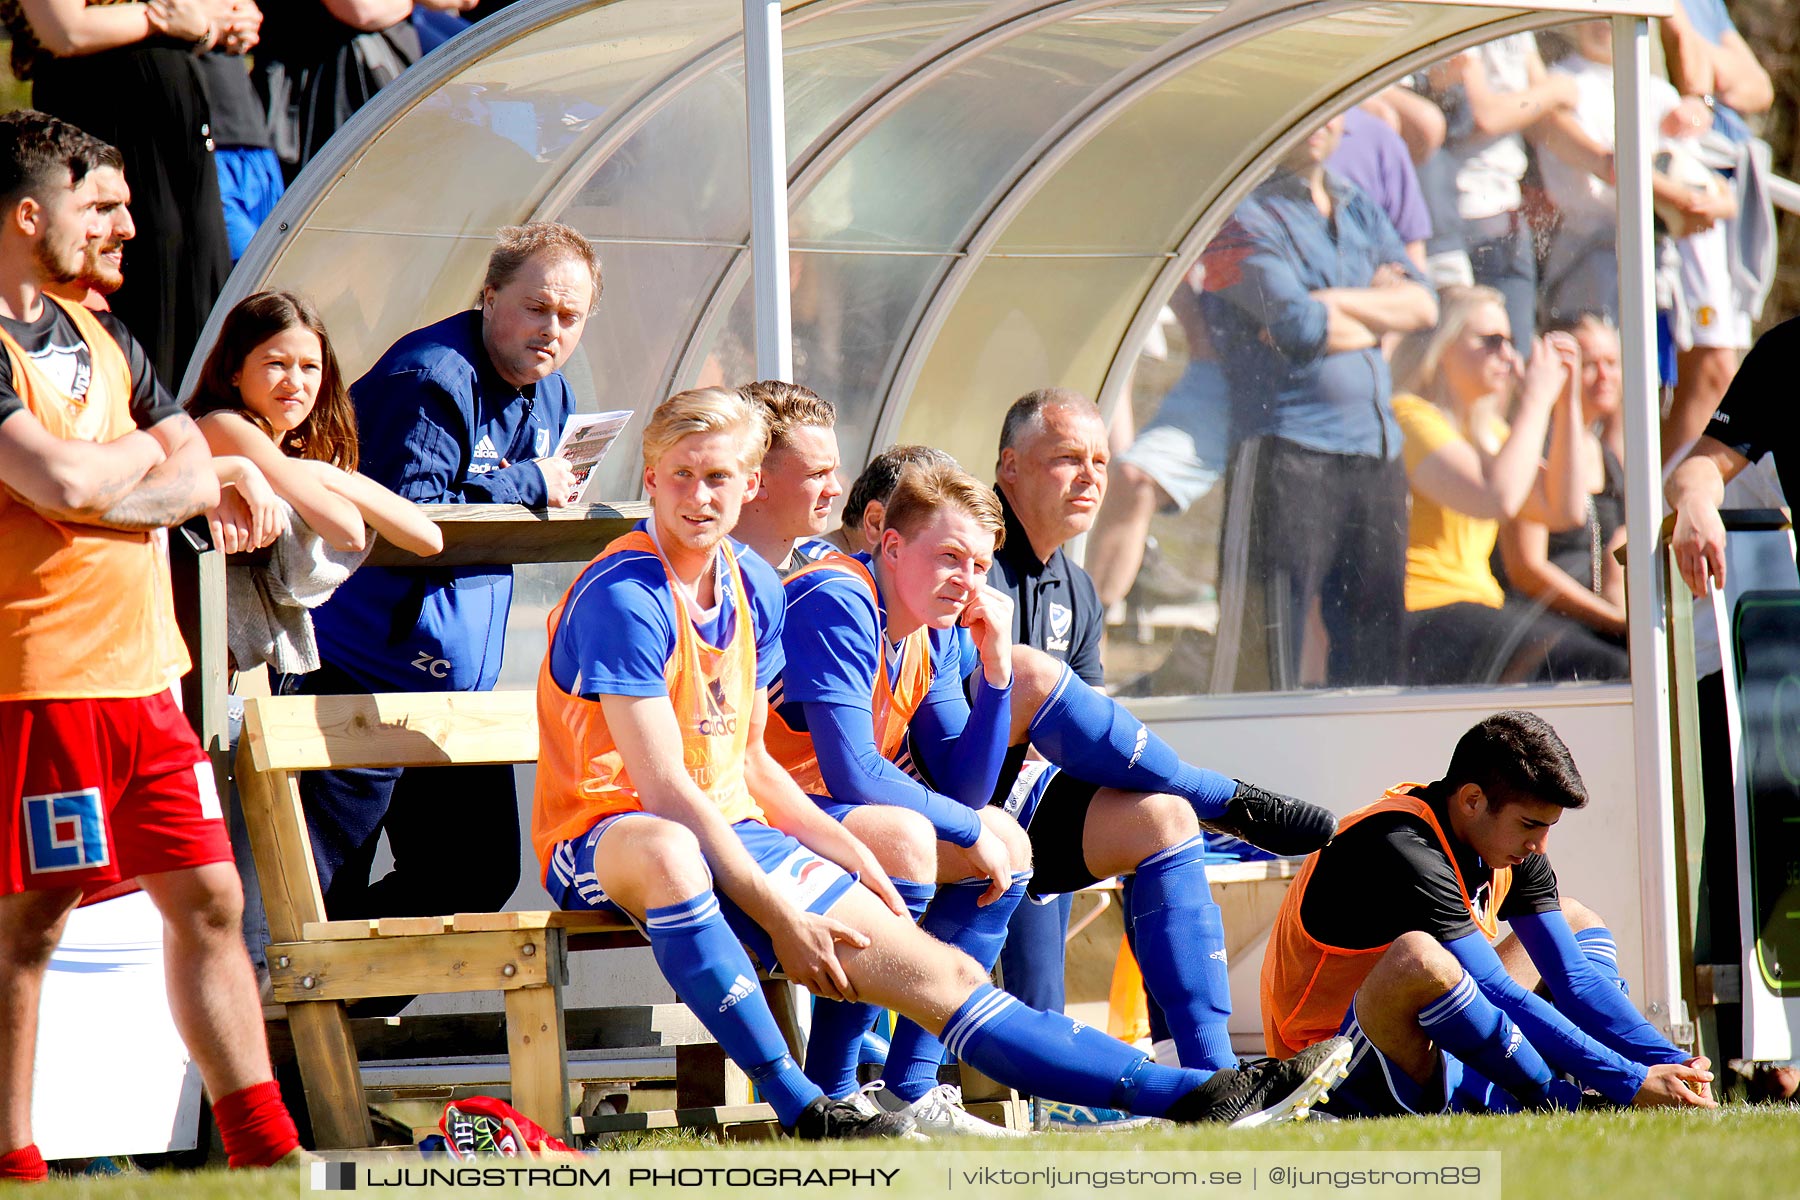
left=217, top=0, right=1669, bottom=478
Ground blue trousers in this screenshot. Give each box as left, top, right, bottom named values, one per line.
left=292, top=662, right=521, bottom=919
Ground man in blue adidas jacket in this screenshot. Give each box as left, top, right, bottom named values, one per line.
left=297, top=221, right=599, bottom=920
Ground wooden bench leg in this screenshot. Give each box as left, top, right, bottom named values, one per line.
left=505, top=981, right=572, bottom=1140
left=287, top=1000, right=374, bottom=1148
left=761, top=979, right=807, bottom=1064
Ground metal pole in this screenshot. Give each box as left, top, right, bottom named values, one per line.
left=743, top=0, right=794, bottom=380
left=1613, top=14, right=1687, bottom=1045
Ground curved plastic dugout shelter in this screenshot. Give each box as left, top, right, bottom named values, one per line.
left=208, top=0, right=1697, bottom=1051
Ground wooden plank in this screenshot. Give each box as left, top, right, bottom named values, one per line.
left=452, top=911, right=636, bottom=935
left=305, top=912, right=636, bottom=941
left=269, top=930, right=552, bottom=1003
left=236, top=749, right=327, bottom=943
left=675, top=1043, right=751, bottom=1108
left=243, top=692, right=538, bottom=773
left=303, top=920, right=387, bottom=942
left=505, top=976, right=573, bottom=1138
left=287, top=1000, right=375, bottom=1149
left=363, top=502, right=646, bottom=568
left=572, top=1104, right=777, bottom=1134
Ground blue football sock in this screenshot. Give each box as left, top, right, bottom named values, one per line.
left=1574, top=927, right=1628, bottom=995
left=1120, top=876, right=1175, bottom=1056
left=803, top=876, right=935, bottom=1099
left=883, top=873, right=1031, bottom=1103
left=644, top=893, right=820, bottom=1125
left=1126, top=836, right=1235, bottom=1071
left=940, top=983, right=1210, bottom=1117
left=1417, top=972, right=1563, bottom=1111
left=1028, top=664, right=1235, bottom=819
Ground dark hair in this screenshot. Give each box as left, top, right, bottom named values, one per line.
left=996, top=387, right=1098, bottom=470
left=0, top=110, right=99, bottom=214
left=186, top=291, right=359, bottom=471
left=843, top=444, right=957, bottom=527
left=1443, top=711, right=1587, bottom=811
left=85, top=135, right=123, bottom=174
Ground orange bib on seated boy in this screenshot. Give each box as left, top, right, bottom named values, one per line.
left=1260, top=784, right=1513, bottom=1060
left=532, top=530, right=762, bottom=879
left=0, top=296, right=189, bottom=700
left=763, top=552, right=932, bottom=798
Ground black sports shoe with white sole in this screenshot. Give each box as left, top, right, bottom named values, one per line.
left=787, top=1095, right=917, bottom=1140
left=1199, top=780, right=1338, bottom=857
left=1167, top=1036, right=1354, bottom=1127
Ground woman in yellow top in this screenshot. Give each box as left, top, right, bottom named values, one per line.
left=1388, top=286, right=1628, bottom=685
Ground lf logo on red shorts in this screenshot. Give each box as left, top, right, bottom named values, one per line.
left=23, top=788, right=110, bottom=873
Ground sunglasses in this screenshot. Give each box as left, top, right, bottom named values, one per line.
left=1474, top=333, right=1513, bottom=354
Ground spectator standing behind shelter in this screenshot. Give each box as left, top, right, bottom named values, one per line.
left=1496, top=313, right=1628, bottom=648
left=0, top=111, right=301, bottom=1179
left=1327, top=106, right=1431, bottom=271
left=1203, top=115, right=1437, bottom=693
left=4, top=0, right=263, bottom=386
left=1533, top=21, right=1728, bottom=327
left=1425, top=33, right=1576, bottom=347
left=254, top=1, right=481, bottom=185
left=195, top=41, right=286, bottom=264
left=294, top=222, right=593, bottom=922
left=1387, top=286, right=1626, bottom=685
left=1657, top=0, right=1775, bottom=461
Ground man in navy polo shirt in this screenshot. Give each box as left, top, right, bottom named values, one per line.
left=298, top=221, right=596, bottom=921
left=985, top=389, right=1107, bottom=1021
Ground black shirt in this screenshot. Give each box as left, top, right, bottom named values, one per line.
left=195, top=52, right=272, bottom=149
left=0, top=303, right=176, bottom=430
left=1297, top=782, right=1562, bottom=949
left=987, top=485, right=1106, bottom=687
left=1703, top=313, right=1798, bottom=505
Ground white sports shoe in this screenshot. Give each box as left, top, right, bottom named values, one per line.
left=895, top=1084, right=1031, bottom=1139
left=846, top=1082, right=928, bottom=1139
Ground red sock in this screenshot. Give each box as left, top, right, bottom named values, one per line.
left=213, top=1081, right=300, bottom=1168
left=0, top=1144, right=48, bottom=1182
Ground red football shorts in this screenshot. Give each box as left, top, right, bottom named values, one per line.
left=0, top=691, right=231, bottom=896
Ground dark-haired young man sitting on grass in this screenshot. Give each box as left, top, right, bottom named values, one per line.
left=1261, top=710, right=1716, bottom=1116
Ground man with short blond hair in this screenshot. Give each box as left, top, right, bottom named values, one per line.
left=535, top=391, right=1353, bottom=1139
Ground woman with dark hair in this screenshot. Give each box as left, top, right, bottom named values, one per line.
left=187, top=290, right=442, bottom=556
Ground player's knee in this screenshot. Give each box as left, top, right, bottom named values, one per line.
left=1009, top=644, right=1062, bottom=701
left=1116, top=462, right=1159, bottom=512
left=1135, top=791, right=1201, bottom=855
left=1376, top=931, right=1462, bottom=995
left=848, top=807, right=936, bottom=880
left=1559, top=896, right=1605, bottom=932
left=944, top=947, right=991, bottom=996
left=635, top=821, right=711, bottom=892
left=174, top=874, right=247, bottom=939
left=0, top=896, right=77, bottom=966
left=979, top=808, right=1033, bottom=871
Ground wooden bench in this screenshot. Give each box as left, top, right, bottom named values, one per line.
left=237, top=689, right=653, bottom=1148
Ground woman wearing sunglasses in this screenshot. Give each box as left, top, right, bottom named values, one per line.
left=1387, top=285, right=1628, bottom=685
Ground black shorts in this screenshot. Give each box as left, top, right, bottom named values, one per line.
left=990, top=760, right=1104, bottom=897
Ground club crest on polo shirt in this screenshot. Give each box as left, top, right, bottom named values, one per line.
left=471, top=433, right=501, bottom=474
left=1047, top=602, right=1073, bottom=652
